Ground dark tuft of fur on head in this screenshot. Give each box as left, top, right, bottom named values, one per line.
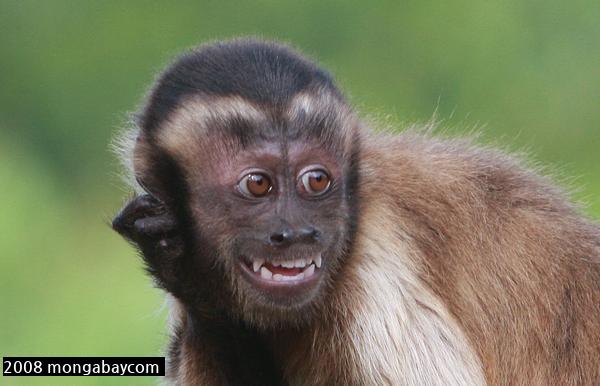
left=139, top=38, right=342, bottom=134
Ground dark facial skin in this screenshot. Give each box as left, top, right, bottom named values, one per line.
left=113, top=137, right=351, bottom=327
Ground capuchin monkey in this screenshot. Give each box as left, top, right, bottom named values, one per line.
left=112, top=39, right=600, bottom=385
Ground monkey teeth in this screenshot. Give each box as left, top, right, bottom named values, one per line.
left=315, top=254, right=322, bottom=268
left=260, top=266, right=273, bottom=279
left=260, top=264, right=316, bottom=281
left=249, top=254, right=321, bottom=282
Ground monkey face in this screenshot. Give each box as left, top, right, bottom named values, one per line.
left=185, top=137, right=352, bottom=326
left=220, top=142, right=346, bottom=313
left=132, top=94, right=359, bottom=327
left=125, top=40, right=361, bottom=327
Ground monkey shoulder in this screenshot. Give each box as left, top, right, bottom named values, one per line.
left=362, top=132, right=580, bottom=219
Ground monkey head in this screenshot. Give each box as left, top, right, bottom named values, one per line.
left=124, top=40, right=361, bottom=328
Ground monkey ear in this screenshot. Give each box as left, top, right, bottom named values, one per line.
left=133, top=137, right=188, bottom=209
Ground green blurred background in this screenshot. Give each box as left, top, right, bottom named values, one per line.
left=1, top=1, right=598, bottom=384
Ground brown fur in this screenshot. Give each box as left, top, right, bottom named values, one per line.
left=362, top=132, right=600, bottom=385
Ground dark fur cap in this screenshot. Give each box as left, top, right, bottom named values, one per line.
left=139, top=38, right=342, bottom=134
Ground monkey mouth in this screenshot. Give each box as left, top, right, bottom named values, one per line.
left=238, top=254, right=323, bottom=290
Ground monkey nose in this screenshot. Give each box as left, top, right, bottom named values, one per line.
left=268, top=226, right=319, bottom=246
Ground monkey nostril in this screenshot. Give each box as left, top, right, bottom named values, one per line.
left=269, top=231, right=289, bottom=245
left=299, top=227, right=319, bottom=241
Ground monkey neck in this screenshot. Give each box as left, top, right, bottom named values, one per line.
left=167, top=297, right=284, bottom=385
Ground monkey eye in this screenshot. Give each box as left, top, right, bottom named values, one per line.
left=299, top=168, right=331, bottom=196
left=238, top=173, right=273, bottom=198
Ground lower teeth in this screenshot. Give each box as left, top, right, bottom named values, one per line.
left=273, top=273, right=304, bottom=281
left=258, top=263, right=317, bottom=281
